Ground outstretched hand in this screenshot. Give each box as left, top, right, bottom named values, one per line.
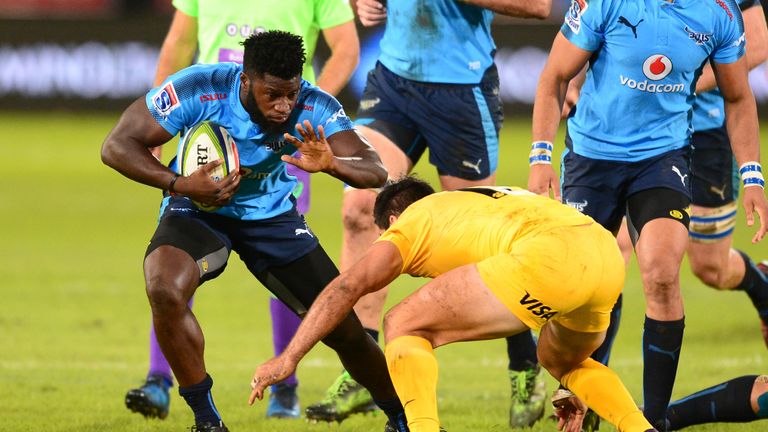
left=551, top=389, right=588, bottom=432
left=281, top=120, right=335, bottom=174
left=528, top=163, right=561, bottom=202
left=742, top=186, right=768, bottom=243
left=248, top=355, right=297, bottom=405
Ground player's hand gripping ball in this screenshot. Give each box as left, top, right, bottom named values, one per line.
left=179, top=121, right=240, bottom=211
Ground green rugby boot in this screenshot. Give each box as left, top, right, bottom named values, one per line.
left=509, top=366, right=546, bottom=427
left=305, top=371, right=378, bottom=422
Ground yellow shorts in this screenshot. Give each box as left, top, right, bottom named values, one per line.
left=476, top=223, right=624, bottom=333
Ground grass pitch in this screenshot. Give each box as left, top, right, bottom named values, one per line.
left=1, top=112, right=767, bottom=431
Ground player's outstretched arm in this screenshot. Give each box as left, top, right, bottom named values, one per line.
left=248, top=241, right=403, bottom=404
left=281, top=120, right=387, bottom=188
left=715, top=57, right=768, bottom=243
left=460, top=0, right=551, bottom=19
left=528, top=33, right=592, bottom=201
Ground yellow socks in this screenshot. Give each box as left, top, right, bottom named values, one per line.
left=561, top=358, right=652, bottom=432
left=385, top=336, right=441, bottom=432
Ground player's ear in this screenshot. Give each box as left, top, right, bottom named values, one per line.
left=240, top=72, right=249, bottom=88
left=388, top=214, right=399, bottom=227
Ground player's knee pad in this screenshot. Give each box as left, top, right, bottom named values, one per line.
left=626, top=188, right=690, bottom=245
left=688, top=201, right=737, bottom=243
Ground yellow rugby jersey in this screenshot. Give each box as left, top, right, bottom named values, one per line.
left=377, top=187, right=596, bottom=278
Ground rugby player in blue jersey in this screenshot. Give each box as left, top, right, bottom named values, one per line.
left=101, top=30, right=408, bottom=432
left=528, top=0, right=768, bottom=430
left=308, top=0, right=554, bottom=427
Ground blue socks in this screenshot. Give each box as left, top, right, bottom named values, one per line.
left=178, top=374, right=222, bottom=425
left=643, top=316, right=684, bottom=429
left=505, top=330, right=538, bottom=371
left=736, top=251, right=768, bottom=321
left=667, top=375, right=758, bottom=430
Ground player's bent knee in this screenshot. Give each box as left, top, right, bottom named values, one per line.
left=689, top=260, right=727, bottom=289
left=342, top=191, right=377, bottom=234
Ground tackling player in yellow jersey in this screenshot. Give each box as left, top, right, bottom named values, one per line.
left=248, top=176, right=658, bottom=432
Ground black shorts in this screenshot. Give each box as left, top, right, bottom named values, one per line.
left=355, top=61, right=503, bottom=180
left=561, top=142, right=692, bottom=233
left=145, top=196, right=336, bottom=315
left=690, top=125, right=739, bottom=207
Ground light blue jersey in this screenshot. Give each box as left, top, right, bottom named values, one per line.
left=562, top=0, right=745, bottom=162
left=378, top=0, right=495, bottom=84
left=146, top=63, right=354, bottom=220
left=691, top=0, right=758, bottom=132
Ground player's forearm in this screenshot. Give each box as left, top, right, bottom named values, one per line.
left=316, top=52, right=358, bottom=96
left=325, top=148, right=388, bottom=188
left=532, top=73, right=567, bottom=144
left=724, top=96, right=761, bottom=166
left=459, top=0, right=551, bottom=19
left=282, top=275, right=369, bottom=364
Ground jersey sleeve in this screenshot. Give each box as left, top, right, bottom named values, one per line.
left=145, top=68, right=205, bottom=136
left=376, top=208, right=432, bottom=275
left=310, top=92, right=355, bottom=137
left=314, top=0, right=354, bottom=29
left=711, top=1, right=746, bottom=64
left=560, top=0, right=605, bottom=52
left=172, top=0, right=198, bottom=17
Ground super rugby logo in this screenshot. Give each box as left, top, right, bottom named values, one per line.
left=684, top=27, right=711, bottom=45
left=565, top=0, right=589, bottom=34
left=152, top=82, right=180, bottom=118
left=643, top=55, right=673, bottom=80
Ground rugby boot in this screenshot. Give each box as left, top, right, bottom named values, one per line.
left=305, top=370, right=378, bottom=422
left=266, top=383, right=300, bottom=418
left=189, top=421, right=229, bottom=431
left=384, top=417, right=446, bottom=432
left=125, top=374, right=170, bottom=419
left=509, top=365, right=546, bottom=427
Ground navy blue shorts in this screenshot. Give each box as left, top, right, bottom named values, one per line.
left=355, top=62, right=503, bottom=180
left=561, top=144, right=692, bottom=233
left=691, top=125, right=739, bottom=207
left=149, top=197, right=319, bottom=280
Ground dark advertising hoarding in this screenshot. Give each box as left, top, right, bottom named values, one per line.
left=1, top=17, right=767, bottom=115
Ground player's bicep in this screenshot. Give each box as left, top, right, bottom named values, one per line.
left=327, top=129, right=377, bottom=159
left=743, top=6, right=768, bottom=66
left=713, top=56, right=752, bottom=103
left=110, top=98, right=175, bottom=149
left=345, top=241, right=403, bottom=295
left=545, top=33, right=594, bottom=82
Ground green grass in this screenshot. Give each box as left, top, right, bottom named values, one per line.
left=1, top=112, right=767, bottom=431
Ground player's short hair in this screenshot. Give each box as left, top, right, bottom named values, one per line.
left=374, top=176, right=436, bottom=230
left=241, top=30, right=306, bottom=80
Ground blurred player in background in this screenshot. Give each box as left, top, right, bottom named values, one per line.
left=306, top=0, right=554, bottom=427
left=124, top=0, right=359, bottom=421
left=102, top=31, right=408, bottom=432
left=528, top=0, right=768, bottom=430
left=249, top=177, right=659, bottom=432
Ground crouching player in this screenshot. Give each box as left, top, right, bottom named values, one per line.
left=248, top=177, right=659, bottom=432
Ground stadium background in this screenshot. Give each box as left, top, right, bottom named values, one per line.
left=1, top=1, right=767, bottom=430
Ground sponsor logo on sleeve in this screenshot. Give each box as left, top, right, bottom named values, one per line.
left=733, top=32, right=746, bottom=47
left=152, top=82, right=180, bottom=118
left=325, top=107, right=349, bottom=125
left=565, top=0, right=589, bottom=34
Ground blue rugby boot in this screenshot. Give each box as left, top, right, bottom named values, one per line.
left=125, top=374, right=171, bottom=419
left=266, top=383, right=300, bottom=419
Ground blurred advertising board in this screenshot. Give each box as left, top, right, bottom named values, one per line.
left=1, top=17, right=767, bottom=115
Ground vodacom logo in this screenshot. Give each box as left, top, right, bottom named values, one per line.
left=643, top=54, right=673, bottom=80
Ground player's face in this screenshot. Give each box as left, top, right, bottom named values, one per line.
left=240, top=72, right=301, bottom=129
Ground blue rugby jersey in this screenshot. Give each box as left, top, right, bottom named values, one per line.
left=562, top=0, right=745, bottom=162
left=145, top=62, right=354, bottom=220
left=691, top=0, right=759, bottom=132
left=378, top=0, right=495, bottom=84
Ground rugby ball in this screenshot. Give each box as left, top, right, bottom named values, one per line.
left=178, top=121, right=240, bottom=211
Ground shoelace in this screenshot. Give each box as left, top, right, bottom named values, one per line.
left=511, top=371, right=532, bottom=401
